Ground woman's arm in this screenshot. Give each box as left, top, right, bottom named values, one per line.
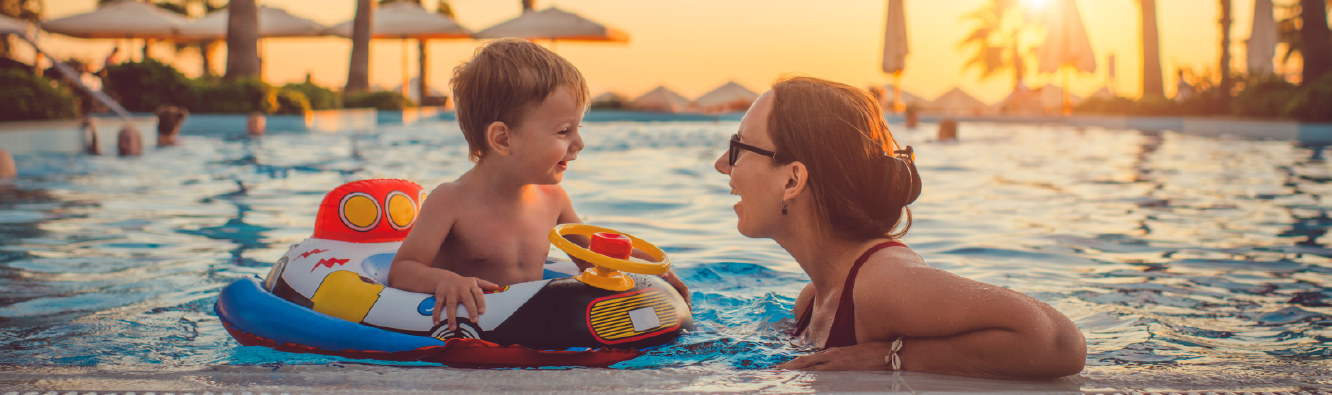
left=783, top=250, right=1086, bottom=379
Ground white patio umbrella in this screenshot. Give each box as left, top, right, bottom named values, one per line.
left=694, top=81, right=759, bottom=114
left=1036, top=0, right=1096, bottom=115
left=631, top=86, right=691, bottom=113
left=882, top=0, right=910, bottom=113
left=177, top=6, right=326, bottom=40
left=42, top=0, right=188, bottom=59
left=0, top=13, right=29, bottom=36
left=475, top=7, right=628, bottom=52
left=1246, top=0, right=1278, bottom=75
left=329, top=2, right=471, bottom=99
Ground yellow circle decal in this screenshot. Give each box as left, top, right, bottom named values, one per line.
left=386, top=192, right=416, bottom=229
left=342, top=194, right=380, bottom=230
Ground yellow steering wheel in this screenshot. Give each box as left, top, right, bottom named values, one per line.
left=548, top=224, right=671, bottom=291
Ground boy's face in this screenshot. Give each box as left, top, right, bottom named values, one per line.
left=508, top=85, right=585, bottom=184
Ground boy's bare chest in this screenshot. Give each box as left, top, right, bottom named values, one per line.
left=432, top=202, right=562, bottom=283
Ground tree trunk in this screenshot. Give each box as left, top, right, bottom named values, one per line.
left=200, top=40, right=216, bottom=78
left=345, top=0, right=374, bottom=93
left=224, top=0, right=262, bottom=80
left=522, top=0, right=534, bottom=12
left=418, top=39, right=429, bottom=101
left=1139, top=0, right=1165, bottom=98
left=1219, top=0, right=1232, bottom=106
left=1301, top=0, right=1332, bottom=84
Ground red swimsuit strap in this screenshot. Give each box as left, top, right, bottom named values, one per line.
left=793, top=241, right=906, bottom=347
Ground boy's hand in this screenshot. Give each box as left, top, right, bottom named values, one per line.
left=660, top=268, right=691, bottom=307
left=430, top=270, right=501, bottom=331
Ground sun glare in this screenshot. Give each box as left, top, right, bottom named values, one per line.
left=1026, top=0, right=1051, bottom=10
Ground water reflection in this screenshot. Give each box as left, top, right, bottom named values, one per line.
left=0, top=122, right=1328, bottom=390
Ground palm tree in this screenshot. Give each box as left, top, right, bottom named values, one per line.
left=345, top=0, right=374, bottom=93
left=224, top=0, right=261, bottom=79
left=0, top=0, right=42, bottom=58
left=1219, top=0, right=1232, bottom=102
left=956, top=0, right=1038, bottom=90
left=1301, top=0, right=1332, bottom=83
left=1138, top=0, right=1165, bottom=98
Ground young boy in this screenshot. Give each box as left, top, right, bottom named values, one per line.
left=388, top=38, right=688, bottom=332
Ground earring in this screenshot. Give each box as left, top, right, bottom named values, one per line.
left=781, top=199, right=788, bottom=215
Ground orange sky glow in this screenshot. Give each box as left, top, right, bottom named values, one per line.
left=27, top=0, right=1290, bottom=104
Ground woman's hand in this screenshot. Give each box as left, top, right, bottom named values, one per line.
left=429, top=270, right=500, bottom=330
left=779, top=342, right=894, bottom=371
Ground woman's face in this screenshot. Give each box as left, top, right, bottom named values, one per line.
left=715, top=91, right=789, bottom=238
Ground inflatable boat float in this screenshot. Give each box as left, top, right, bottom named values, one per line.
left=214, top=179, right=693, bottom=367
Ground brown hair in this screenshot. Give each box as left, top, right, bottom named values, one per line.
left=450, top=38, right=590, bottom=162
left=767, top=76, right=918, bottom=241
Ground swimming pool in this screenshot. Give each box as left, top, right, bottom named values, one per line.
left=0, top=120, right=1328, bottom=392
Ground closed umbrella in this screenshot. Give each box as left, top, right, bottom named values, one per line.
left=475, top=7, right=628, bottom=52
left=42, top=0, right=188, bottom=60
left=1036, top=0, right=1096, bottom=115
left=632, top=86, right=691, bottom=113
left=694, top=81, right=759, bottom=114
left=1246, top=0, right=1277, bottom=75
left=329, top=2, right=471, bottom=100
left=178, top=6, right=326, bottom=40
left=882, top=0, right=910, bottom=113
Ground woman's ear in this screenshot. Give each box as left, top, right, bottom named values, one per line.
left=783, top=161, right=809, bottom=201
left=486, top=121, right=512, bottom=156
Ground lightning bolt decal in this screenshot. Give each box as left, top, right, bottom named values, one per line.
left=298, top=248, right=329, bottom=259
left=311, top=257, right=350, bottom=272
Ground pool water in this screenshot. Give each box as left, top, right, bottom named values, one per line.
left=1, top=120, right=1329, bottom=392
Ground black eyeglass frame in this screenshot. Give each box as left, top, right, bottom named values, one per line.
left=729, top=134, right=793, bottom=166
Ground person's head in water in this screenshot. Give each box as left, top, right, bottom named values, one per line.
left=715, top=75, right=920, bottom=242
left=117, top=127, right=143, bottom=157
left=247, top=112, right=266, bottom=137
left=82, top=117, right=101, bottom=155
left=156, top=105, right=189, bottom=146
left=0, top=149, right=16, bottom=179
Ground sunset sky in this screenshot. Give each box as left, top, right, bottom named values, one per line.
left=30, top=0, right=1285, bottom=104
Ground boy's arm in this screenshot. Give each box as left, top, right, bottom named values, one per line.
left=389, top=185, right=498, bottom=330
left=552, top=187, right=690, bottom=306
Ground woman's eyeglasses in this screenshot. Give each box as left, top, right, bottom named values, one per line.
left=729, top=134, right=792, bottom=166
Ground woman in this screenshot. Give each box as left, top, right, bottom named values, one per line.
left=715, top=76, right=1085, bottom=379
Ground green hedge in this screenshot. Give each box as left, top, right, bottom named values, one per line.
left=1286, top=74, right=1332, bottom=122
left=103, top=59, right=195, bottom=112
left=344, top=91, right=415, bottom=111
left=193, top=77, right=277, bottom=114
left=281, top=82, right=340, bottom=110
left=0, top=69, right=79, bottom=121
left=275, top=88, right=311, bottom=115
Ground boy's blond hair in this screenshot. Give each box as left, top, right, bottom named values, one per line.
left=450, top=38, right=590, bottom=162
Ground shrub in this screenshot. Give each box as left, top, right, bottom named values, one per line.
left=275, top=88, right=311, bottom=115
left=1129, top=95, right=1179, bottom=116
left=1074, top=96, right=1135, bottom=115
left=591, top=92, right=631, bottom=110
left=1285, top=74, right=1332, bottom=123
left=0, top=69, right=80, bottom=121
left=0, top=57, right=32, bottom=73
left=1231, top=76, right=1300, bottom=118
left=281, top=82, right=340, bottom=110
left=103, top=59, right=195, bottom=112
left=193, top=77, right=277, bottom=114
left=343, top=90, right=414, bottom=111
